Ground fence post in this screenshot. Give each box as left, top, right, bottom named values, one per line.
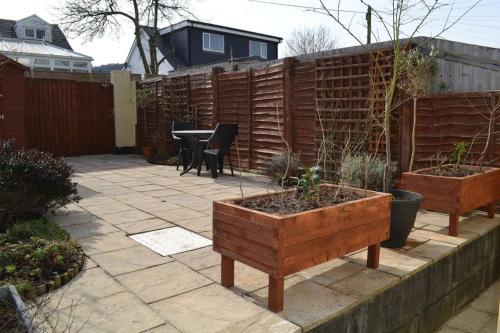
left=283, top=57, right=294, bottom=149
left=211, top=67, right=222, bottom=128
left=248, top=68, right=253, bottom=169
left=400, top=97, right=412, bottom=172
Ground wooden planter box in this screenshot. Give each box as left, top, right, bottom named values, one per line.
left=400, top=166, right=500, bottom=236
left=213, top=184, right=391, bottom=312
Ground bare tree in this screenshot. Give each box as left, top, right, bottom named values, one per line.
left=399, top=48, right=436, bottom=171
left=286, top=25, right=338, bottom=56
left=315, top=0, right=481, bottom=190
left=58, top=0, right=193, bottom=74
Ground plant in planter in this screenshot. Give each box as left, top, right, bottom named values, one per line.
left=401, top=142, right=500, bottom=236
left=341, top=154, right=423, bottom=248
left=213, top=165, right=391, bottom=312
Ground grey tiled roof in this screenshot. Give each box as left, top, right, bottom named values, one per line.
left=141, top=25, right=187, bottom=69
left=0, top=18, right=73, bottom=51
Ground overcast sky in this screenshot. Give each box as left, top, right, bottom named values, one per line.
left=3, top=0, right=500, bottom=65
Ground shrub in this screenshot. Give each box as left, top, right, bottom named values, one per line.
left=0, top=141, right=79, bottom=231
left=265, top=150, right=302, bottom=186
left=340, top=154, right=396, bottom=192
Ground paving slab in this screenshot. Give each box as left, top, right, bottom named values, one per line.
left=46, top=267, right=126, bottom=310
left=48, top=212, right=100, bottom=227
left=100, top=209, right=156, bottom=225
left=151, top=283, right=300, bottom=333
left=407, top=239, right=458, bottom=261
left=199, top=261, right=270, bottom=294
left=64, top=219, right=120, bottom=239
left=79, top=231, right=139, bottom=255
left=329, top=268, right=400, bottom=299
left=249, top=276, right=358, bottom=330
left=173, top=215, right=213, bottom=233
left=446, top=307, right=494, bottom=332
left=91, top=246, right=173, bottom=276
left=347, top=248, right=431, bottom=278
left=153, top=207, right=206, bottom=222
left=171, top=246, right=220, bottom=271
left=117, top=218, right=174, bottom=234
left=51, top=292, right=164, bottom=333
left=116, top=262, right=212, bottom=303
left=296, top=258, right=366, bottom=286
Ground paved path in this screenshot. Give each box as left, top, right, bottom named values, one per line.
left=37, top=155, right=500, bottom=333
left=436, top=280, right=499, bottom=333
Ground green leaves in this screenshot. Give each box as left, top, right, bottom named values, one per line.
left=450, top=142, right=468, bottom=166
left=296, top=166, right=322, bottom=201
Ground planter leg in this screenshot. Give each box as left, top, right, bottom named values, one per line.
left=221, top=255, right=234, bottom=288
left=487, top=201, right=496, bottom=218
left=268, top=276, right=284, bottom=313
left=449, top=214, right=459, bottom=237
left=367, top=243, right=380, bottom=269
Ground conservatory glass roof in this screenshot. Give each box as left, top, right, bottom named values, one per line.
left=0, top=38, right=92, bottom=60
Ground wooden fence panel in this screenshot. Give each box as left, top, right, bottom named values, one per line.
left=190, top=73, right=213, bottom=129
left=291, top=60, right=316, bottom=166
left=250, top=64, right=285, bottom=170
left=217, top=71, right=251, bottom=168
left=407, top=92, right=500, bottom=169
left=25, top=78, right=115, bottom=156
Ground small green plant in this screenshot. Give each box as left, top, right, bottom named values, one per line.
left=136, top=87, right=153, bottom=108
left=296, top=166, right=321, bottom=201
left=0, top=218, right=69, bottom=244
left=450, top=142, right=468, bottom=165
left=340, top=154, right=385, bottom=192
left=265, top=150, right=302, bottom=187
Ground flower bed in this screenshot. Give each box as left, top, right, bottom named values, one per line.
left=0, top=219, right=85, bottom=298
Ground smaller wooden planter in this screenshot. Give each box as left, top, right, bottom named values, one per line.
left=400, top=166, right=500, bottom=236
left=213, top=184, right=391, bottom=312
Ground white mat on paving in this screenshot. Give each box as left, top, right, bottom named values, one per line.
left=129, top=227, right=212, bottom=256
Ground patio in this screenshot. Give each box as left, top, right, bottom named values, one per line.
left=42, top=155, right=500, bottom=333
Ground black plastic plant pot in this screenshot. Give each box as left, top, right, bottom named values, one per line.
left=382, top=190, right=424, bottom=248
left=0, top=284, right=37, bottom=332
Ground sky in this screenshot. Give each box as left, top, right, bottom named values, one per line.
left=3, top=0, right=500, bottom=66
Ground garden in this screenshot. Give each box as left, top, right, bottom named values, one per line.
left=0, top=141, right=83, bottom=332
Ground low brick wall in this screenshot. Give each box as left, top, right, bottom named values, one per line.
left=312, top=225, right=500, bottom=333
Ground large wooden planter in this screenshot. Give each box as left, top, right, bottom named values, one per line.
left=213, top=184, right=391, bottom=312
left=400, top=166, right=500, bottom=236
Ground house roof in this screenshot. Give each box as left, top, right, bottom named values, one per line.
left=0, top=18, right=73, bottom=50
left=0, top=38, right=92, bottom=61
left=159, top=20, right=283, bottom=43
left=140, top=26, right=188, bottom=69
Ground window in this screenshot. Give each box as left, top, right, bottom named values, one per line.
left=202, top=32, right=224, bottom=53
left=36, top=29, right=45, bottom=39
left=25, top=28, right=35, bottom=38
left=73, top=61, right=88, bottom=68
left=33, top=58, right=50, bottom=66
left=24, top=28, right=46, bottom=40
left=249, top=41, right=267, bottom=58
left=54, top=59, right=70, bottom=67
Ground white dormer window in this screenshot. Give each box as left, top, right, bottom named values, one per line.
left=249, top=41, right=267, bottom=58
left=24, top=28, right=46, bottom=40
left=203, top=32, right=224, bottom=53
left=25, top=28, right=35, bottom=38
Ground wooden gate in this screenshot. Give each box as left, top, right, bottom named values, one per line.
left=24, top=78, right=115, bottom=156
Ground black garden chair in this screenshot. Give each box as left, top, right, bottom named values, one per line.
left=197, top=123, right=238, bottom=178
left=171, top=121, right=194, bottom=171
